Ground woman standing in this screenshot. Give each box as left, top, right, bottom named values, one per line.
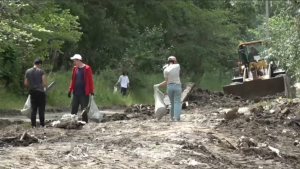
left=154, top=56, right=181, bottom=121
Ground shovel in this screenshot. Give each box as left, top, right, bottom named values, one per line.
left=45, top=81, right=56, bottom=93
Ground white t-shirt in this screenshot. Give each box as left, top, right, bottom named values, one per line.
left=118, top=75, right=130, bottom=88
left=163, top=64, right=181, bottom=84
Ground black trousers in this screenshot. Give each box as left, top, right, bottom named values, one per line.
left=30, top=90, right=46, bottom=127
left=71, top=94, right=89, bottom=123
left=121, top=87, right=127, bottom=96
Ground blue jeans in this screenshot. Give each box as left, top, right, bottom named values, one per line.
left=167, top=83, right=182, bottom=120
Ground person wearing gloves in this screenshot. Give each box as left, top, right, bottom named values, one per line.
left=115, top=71, right=130, bottom=96
left=68, top=54, right=94, bottom=123
left=24, top=58, right=47, bottom=128
left=154, top=56, right=182, bottom=121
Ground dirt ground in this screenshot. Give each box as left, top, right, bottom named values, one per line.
left=0, top=88, right=300, bottom=168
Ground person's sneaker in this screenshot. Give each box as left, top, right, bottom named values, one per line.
left=32, top=126, right=36, bottom=129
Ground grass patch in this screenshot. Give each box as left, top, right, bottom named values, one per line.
left=21, top=122, right=31, bottom=127
left=0, top=88, right=27, bottom=109
left=0, top=70, right=231, bottom=109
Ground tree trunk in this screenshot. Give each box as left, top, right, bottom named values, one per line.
left=51, top=50, right=58, bottom=74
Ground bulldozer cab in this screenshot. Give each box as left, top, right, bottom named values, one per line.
left=238, top=40, right=267, bottom=65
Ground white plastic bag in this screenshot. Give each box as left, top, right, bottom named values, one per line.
left=154, top=87, right=167, bottom=120
left=113, top=86, right=118, bottom=94
left=20, top=82, right=56, bottom=119
left=21, top=95, right=31, bottom=119
left=88, top=96, right=103, bottom=123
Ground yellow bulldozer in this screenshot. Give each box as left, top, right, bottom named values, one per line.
left=223, top=40, right=291, bottom=99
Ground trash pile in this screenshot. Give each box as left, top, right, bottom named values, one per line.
left=186, top=88, right=288, bottom=109
left=123, top=86, right=245, bottom=117
left=52, top=114, right=86, bottom=129
left=124, top=104, right=154, bottom=114
left=124, top=104, right=155, bottom=120
left=217, top=97, right=300, bottom=126
left=237, top=136, right=284, bottom=159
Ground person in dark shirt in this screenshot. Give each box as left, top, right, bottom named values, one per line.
left=24, top=58, right=47, bottom=128
left=68, top=54, right=94, bottom=123
left=248, top=47, right=259, bottom=62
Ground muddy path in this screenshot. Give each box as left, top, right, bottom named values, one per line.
left=0, top=87, right=300, bottom=168
left=0, top=105, right=299, bottom=168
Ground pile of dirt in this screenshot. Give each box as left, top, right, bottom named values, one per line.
left=259, top=92, right=286, bottom=101
left=102, top=87, right=290, bottom=122
left=123, top=87, right=251, bottom=117
left=123, top=104, right=155, bottom=120
left=219, top=100, right=300, bottom=130
left=0, top=131, right=39, bottom=147
left=214, top=99, right=300, bottom=166
left=124, top=104, right=154, bottom=114
left=186, top=88, right=248, bottom=108
left=102, top=113, right=130, bottom=122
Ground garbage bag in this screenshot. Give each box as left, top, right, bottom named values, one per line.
left=21, top=95, right=31, bottom=119
left=154, top=87, right=167, bottom=120
left=88, top=96, right=103, bottom=123
left=21, top=82, right=56, bottom=119
left=113, top=86, right=118, bottom=94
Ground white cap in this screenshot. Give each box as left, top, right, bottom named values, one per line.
left=70, top=54, right=82, bottom=60
left=168, top=56, right=176, bottom=61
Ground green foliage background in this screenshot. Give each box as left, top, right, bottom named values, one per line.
left=0, top=0, right=299, bottom=108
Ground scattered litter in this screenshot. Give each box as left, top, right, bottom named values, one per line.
left=269, top=106, right=281, bottom=114
left=294, top=140, right=299, bottom=146
left=237, top=136, right=257, bottom=148
left=268, top=146, right=282, bottom=158
left=238, top=107, right=251, bottom=116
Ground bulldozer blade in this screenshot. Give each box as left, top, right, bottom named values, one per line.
left=223, top=76, right=288, bottom=100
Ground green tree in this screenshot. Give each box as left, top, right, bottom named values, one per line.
left=249, top=2, right=300, bottom=81
left=0, top=0, right=82, bottom=92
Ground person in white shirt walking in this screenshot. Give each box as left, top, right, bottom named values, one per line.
left=115, top=71, right=130, bottom=96
left=154, top=56, right=181, bottom=121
